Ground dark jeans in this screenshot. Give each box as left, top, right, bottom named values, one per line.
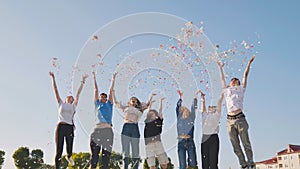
left=90, top=127, right=114, bottom=169
left=201, top=134, right=219, bottom=169
left=178, top=138, right=197, bottom=169
left=121, top=123, right=140, bottom=169
left=55, top=123, right=74, bottom=169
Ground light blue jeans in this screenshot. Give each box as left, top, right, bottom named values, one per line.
left=227, top=116, right=254, bottom=167
left=121, top=123, right=140, bottom=169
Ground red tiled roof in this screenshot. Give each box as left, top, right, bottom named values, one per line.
left=277, top=144, right=300, bottom=155
left=256, top=157, right=277, bottom=165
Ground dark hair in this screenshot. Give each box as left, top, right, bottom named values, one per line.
left=230, top=77, right=240, bottom=85
left=100, top=93, right=107, bottom=98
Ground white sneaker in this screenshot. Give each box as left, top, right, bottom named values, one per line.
left=65, top=156, right=75, bottom=166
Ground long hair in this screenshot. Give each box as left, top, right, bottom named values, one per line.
left=145, top=109, right=159, bottom=123
left=180, top=106, right=191, bottom=119
left=128, top=97, right=143, bottom=111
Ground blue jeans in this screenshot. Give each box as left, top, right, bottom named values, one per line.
left=121, top=123, right=140, bottom=169
left=227, top=116, right=254, bottom=167
left=178, top=138, right=197, bottom=169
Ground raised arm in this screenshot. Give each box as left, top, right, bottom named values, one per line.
left=242, top=56, right=255, bottom=88
left=158, top=97, right=166, bottom=119
left=191, top=90, right=201, bottom=114
left=176, top=90, right=183, bottom=116
left=217, top=61, right=227, bottom=88
left=74, top=74, right=88, bottom=106
left=92, top=72, right=99, bottom=103
left=49, top=72, right=61, bottom=104
left=143, top=93, right=156, bottom=112
left=216, top=92, right=224, bottom=113
left=108, top=72, right=117, bottom=103
left=112, top=89, right=126, bottom=111
left=200, top=91, right=206, bottom=113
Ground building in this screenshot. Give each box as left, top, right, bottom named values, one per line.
left=256, top=144, right=300, bottom=169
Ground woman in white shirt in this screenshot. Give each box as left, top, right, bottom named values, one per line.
left=49, top=72, right=87, bottom=168
left=113, top=91, right=154, bottom=169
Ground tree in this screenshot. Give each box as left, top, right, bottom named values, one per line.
left=166, top=157, right=174, bottom=169
left=30, top=149, right=44, bottom=168
left=143, top=157, right=174, bottom=169
left=109, top=151, right=123, bottom=169
left=0, top=150, right=5, bottom=168
left=69, top=152, right=90, bottom=169
left=12, top=147, right=44, bottom=169
left=12, top=147, right=30, bottom=169
left=143, top=159, right=150, bottom=169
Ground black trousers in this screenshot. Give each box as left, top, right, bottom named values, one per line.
left=90, top=128, right=113, bottom=169
left=55, top=123, right=74, bottom=169
left=201, top=134, right=219, bottom=169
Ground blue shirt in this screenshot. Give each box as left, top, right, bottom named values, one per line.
left=95, top=100, right=113, bottom=124
left=176, top=98, right=197, bottom=138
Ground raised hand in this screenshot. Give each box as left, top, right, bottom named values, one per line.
left=49, top=72, right=55, bottom=78
left=249, top=55, right=256, bottom=64
left=160, top=97, right=166, bottom=102
left=112, top=72, right=118, bottom=80
left=177, top=90, right=183, bottom=98
left=217, top=61, right=224, bottom=68
left=82, top=74, right=88, bottom=81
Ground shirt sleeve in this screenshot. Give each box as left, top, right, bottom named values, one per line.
left=190, top=98, right=197, bottom=119
left=176, top=99, right=182, bottom=117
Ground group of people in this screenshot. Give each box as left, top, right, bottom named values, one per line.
left=49, top=56, right=256, bottom=169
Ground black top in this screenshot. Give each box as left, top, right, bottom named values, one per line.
left=144, top=118, right=163, bottom=145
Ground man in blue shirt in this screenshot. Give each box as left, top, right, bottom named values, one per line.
left=90, top=72, right=117, bottom=169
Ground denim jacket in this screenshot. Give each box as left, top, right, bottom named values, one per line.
left=176, top=98, right=197, bottom=138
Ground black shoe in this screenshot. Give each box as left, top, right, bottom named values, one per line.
left=241, top=164, right=248, bottom=169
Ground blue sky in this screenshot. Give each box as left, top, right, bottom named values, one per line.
left=0, top=1, right=299, bottom=168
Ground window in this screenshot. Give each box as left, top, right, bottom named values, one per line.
left=279, top=164, right=283, bottom=168
left=278, top=156, right=282, bottom=160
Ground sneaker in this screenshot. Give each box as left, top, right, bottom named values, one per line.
left=241, top=164, right=248, bottom=169
left=65, top=156, right=75, bottom=166
left=249, top=164, right=255, bottom=169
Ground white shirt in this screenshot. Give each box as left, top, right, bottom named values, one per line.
left=123, top=106, right=143, bottom=123
left=58, top=100, right=76, bottom=125
left=224, top=86, right=245, bottom=113
left=202, top=111, right=221, bottom=135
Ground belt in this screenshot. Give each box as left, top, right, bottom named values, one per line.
left=178, top=134, right=191, bottom=139
left=227, top=112, right=245, bottom=120
left=96, top=123, right=112, bottom=128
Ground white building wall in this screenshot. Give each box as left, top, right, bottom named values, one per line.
left=278, top=153, right=300, bottom=169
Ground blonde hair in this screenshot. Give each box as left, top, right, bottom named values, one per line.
left=180, top=106, right=190, bottom=119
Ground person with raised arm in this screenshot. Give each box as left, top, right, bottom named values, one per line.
left=200, top=91, right=224, bottom=169
left=113, top=87, right=155, bottom=169
left=89, top=72, right=117, bottom=169
left=217, top=56, right=256, bottom=169
left=176, top=90, right=201, bottom=169
left=144, top=97, right=168, bottom=169
left=49, top=72, right=88, bottom=169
